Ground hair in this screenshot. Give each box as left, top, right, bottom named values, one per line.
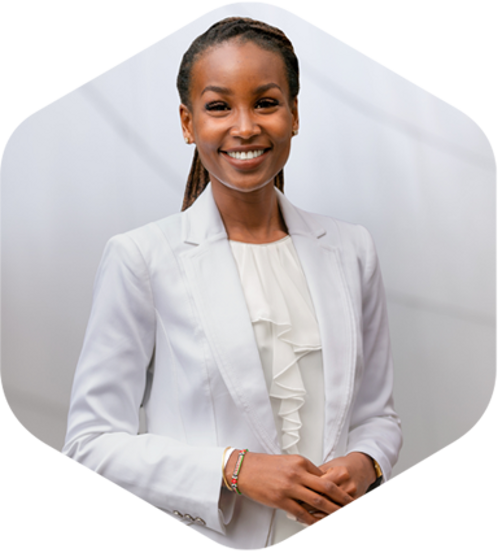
left=177, top=17, right=299, bottom=210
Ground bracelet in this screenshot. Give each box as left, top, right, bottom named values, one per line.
left=222, top=447, right=235, bottom=491
left=230, top=449, right=248, bottom=495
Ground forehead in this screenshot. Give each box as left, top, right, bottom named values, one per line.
left=190, top=40, right=288, bottom=95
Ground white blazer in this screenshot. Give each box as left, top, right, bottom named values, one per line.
left=63, top=184, right=402, bottom=549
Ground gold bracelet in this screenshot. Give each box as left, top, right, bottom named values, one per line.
left=222, top=447, right=233, bottom=490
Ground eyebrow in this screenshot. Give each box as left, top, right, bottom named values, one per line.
left=200, top=82, right=283, bottom=96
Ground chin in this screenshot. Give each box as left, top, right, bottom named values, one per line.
left=213, top=175, right=277, bottom=195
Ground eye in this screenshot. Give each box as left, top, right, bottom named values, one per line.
left=205, top=101, right=229, bottom=112
left=256, top=98, right=279, bottom=109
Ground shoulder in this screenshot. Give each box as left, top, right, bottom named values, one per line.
left=296, top=205, right=376, bottom=255
left=105, top=212, right=183, bottom=252
left=294, top=205, right=380, bottom=282
left=99, top=211, right=185, bottom=273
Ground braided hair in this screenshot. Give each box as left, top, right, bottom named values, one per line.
left=177, top=17, right=299, bottom=210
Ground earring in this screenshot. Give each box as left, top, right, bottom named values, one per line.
left=184, top=137, right=190, bottom=144
left=292, top=129, right=299, bottom=136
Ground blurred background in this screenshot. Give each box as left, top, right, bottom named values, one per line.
left=1, top=2, right=495, bottom=478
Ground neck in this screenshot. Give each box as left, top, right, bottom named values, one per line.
left=211, top=180, right=288, bottom=244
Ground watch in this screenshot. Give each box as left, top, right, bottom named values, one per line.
left=372, top=458, right=383, bottom=480
left=366, top=457, right=383, bottom=492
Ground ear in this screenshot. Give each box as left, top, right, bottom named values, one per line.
left=291, top=97, right=299, bottom=135
left=179, top=103, right=195, bottom=144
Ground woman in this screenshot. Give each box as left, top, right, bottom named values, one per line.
left=63, top=17, right=402, bottom=549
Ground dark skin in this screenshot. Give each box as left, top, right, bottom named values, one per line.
left=180, top=39, right=377, bottom=525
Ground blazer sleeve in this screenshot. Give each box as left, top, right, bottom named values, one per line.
left=62, top=233, right=234, bottom=535
left=344, top=226, right=403, bottom=482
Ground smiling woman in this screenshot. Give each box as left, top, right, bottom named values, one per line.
left=62, top=17, right=402, bottom=549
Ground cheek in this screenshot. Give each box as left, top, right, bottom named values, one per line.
left=272, top=114, right=294, bottom=141
left=272, top=123, right=293, bottom=154
left=197, top=137, right=219, bottom=155
left=192, top=117, right=220, bottom=148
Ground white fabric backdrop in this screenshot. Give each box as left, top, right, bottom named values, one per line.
left=1, top=3, right=495, bottom=549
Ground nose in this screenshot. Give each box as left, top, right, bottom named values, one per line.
left=230, top=108, right=261, bottom=139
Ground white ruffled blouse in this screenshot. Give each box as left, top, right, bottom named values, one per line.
left=229, top=235, right=325, bottom=543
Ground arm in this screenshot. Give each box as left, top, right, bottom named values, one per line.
left=63, top=234, right=231, bottom=534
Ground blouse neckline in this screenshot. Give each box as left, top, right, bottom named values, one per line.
left=229, top=235, right=291, bottom=247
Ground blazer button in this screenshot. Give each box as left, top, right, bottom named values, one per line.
left=173, top=510, right=183, bottom=518
left=183, top=514, right=194, bottom=524
left=195, top=517, right=206, bottom=526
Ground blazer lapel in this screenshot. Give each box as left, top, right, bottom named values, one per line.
left=277, top=191, right=358, bottom=462
left=180, top=185, right=280, bottom=455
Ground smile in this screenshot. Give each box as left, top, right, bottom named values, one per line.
left=226, top=150, right=265, bottom=160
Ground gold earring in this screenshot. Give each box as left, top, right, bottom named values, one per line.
left=292, top=129, right=298, bottom=136
left=184, top=137, right=190, bottom=144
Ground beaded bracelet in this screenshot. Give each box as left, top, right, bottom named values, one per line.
left=230, top=449, right=249, bottom=495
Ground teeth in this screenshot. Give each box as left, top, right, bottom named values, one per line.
left=227, top=150, right=265, bottom=160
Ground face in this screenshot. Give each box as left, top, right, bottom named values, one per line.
left=180, top=40, right=299, bottom=194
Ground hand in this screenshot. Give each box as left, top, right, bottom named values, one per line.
left=319, top=452, right=377, bottom=499
left=292, top=452, right=377, bottom=518
left=225, top=451, right=354, bottom=526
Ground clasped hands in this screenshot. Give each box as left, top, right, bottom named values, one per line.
left=225, top=451, right=377, bottom=527
left=301, top=452, right=377, bottom=522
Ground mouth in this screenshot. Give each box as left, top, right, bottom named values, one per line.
left=219, top=147, right=271, bottom=169
left=225, top=149, right=266, bottom=160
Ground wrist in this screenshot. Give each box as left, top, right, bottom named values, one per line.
left=348, top=452, right=378, bottom=486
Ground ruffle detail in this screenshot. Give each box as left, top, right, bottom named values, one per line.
left=230, top=236, right=321, bottom=454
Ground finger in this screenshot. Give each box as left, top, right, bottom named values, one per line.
left=287, top=500, right=330, bottom=526
left=289, top=454, right=323, bottom=477
left=321, top=468, right=359, bottom=498
left=321, top=466, right=350, bottom=486
left=303, top=474, right=354, bottom=507
left=296, top=500, right=323, bottom=515
left=298, top=502, right=329, bottom=518
left=319, top=479, right=355, bottom=505
left=311, top=512, right=327, bottom=520
left=294, top=488, right=343, bottom=516
left=284, top=499, right=323, bottom=527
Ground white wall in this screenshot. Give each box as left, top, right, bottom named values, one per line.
left=1, top=3, right=495, bottom=478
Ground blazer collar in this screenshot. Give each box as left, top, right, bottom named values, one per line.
left=181, top=183, right=327, bottom=245
left=181, top=184, right=226, bottom=245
